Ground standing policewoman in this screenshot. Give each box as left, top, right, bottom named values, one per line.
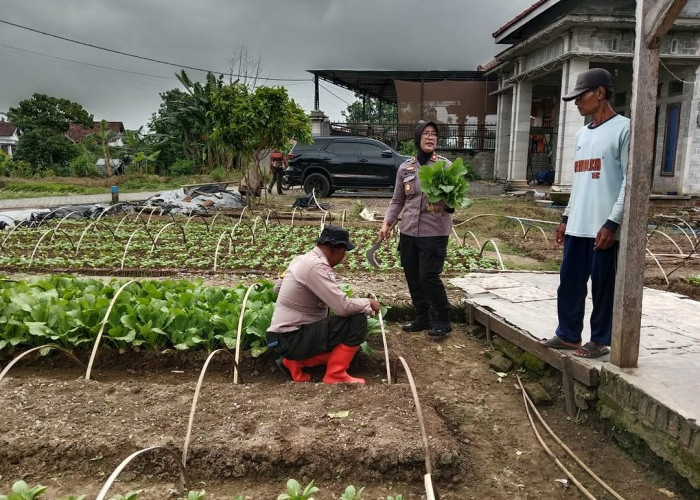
left=379, top=120, right=453, bottom=339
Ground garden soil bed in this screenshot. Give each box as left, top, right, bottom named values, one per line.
left=1, top=194, right=698, bottom=498
left=1, top=325, right=696, bottom=499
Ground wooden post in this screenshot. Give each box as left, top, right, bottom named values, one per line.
left=611, top=0, right=687, bottom=368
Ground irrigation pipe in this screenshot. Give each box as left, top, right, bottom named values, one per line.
left=671, top=224, right=697, bottom=251
left=146, top=206, right=164, bottom=227
left=451, top=213, right=500, bottom=227
left=28, top=229, right=54, bottom=267
left=648, top=230, right=684, bottom=255
left=181, top=349, right=241, bottom=489
left=233, top=283, right=258, bottom=384
left=238, top=205, right=248, bottom=223
left=1, top=221, right=23, bottom=248
left=503, top=216, right=526, bottom=237
left=478, top=239, right=506, bottom=270
left=85, top=280, right=137, bottom=380
left=51, top=211, right=78, bottom=239
left=0, top=344, right=84, bottom=383
left=95, top=446, right=190, bottom=500
left=516, top=376, right=626, bottom=500
left=461, top=230, right=480, bottom=249
left=150, top=221, right=187, bottom=252
left=311, top=188, right=328, bottom=213
left=397, top=356, right=437, bottom=500
left=504, top=215, right=560, bottom=226
left=370, top=293, right=391, bottom=384
left=516, top=376, right=596, bottom=499
left=645, top=248, right=670, bottom=285
left=523, top=224, right=550, bottom=245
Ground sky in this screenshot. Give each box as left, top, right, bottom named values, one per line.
left=0, top=0, right=534, bottom=130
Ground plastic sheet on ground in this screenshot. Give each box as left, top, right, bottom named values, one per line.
left=141, top=185, right=245, bottom=214
left=0, top=185, right=245, bottom=230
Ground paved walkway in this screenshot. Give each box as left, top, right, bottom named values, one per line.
left=0, top=191, right=165, bottom=210
left=451, top=271, right=700, bottom=487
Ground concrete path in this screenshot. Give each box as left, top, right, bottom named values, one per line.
left=0, top=191, right=165, bottom=210
left=451, top=271, right=700, bottom=487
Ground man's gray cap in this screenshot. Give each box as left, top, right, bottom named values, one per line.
left=562, top=68, right=613, bottom=101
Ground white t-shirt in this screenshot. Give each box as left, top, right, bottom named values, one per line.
left=563, top=114, right=630, bottom=238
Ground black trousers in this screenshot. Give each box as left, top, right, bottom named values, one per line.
left=266, top=313, right=367, bottom=360
left=399, top=233, right=451, bottom=322
left=268, top=168, right=284, bottom=194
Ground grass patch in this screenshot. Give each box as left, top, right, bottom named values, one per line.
left=0, top=172, right=244, bottom=199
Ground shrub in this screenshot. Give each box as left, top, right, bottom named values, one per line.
left=4, top=159, right=33, bottom=178
left=69, top=148, right=99, bottom=177
left=171, top=158, right=197, bottom=176
left=398, top=140, right=416, bottom=157
left=463, top=159, right=480, bottom=181
left=210, top=167, right=226, bottom=182
left=0, top=150, right=9, bottom=177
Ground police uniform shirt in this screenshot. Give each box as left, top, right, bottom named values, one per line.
left=268, top=247, right=373, bottom=333
left=383, top=154, right=453, bottom=237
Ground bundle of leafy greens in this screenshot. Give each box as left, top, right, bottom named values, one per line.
left=418, top=158, right=472, bottom=208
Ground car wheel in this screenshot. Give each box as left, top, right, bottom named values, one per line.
left=303, top=173, right=331, bottom=197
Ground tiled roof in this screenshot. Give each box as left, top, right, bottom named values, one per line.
left=0, top=121, right=17, bottom=137
left=66, top=121, right=125, bottom=143
left=492, top=0, right=550, bottom=38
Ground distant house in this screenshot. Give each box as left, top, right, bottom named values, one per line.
left=95, top=158, right=125, bottom=176
left=66, top=121, right=125, bottom=147
left=484, top=0, right=700, bottom=195
left=0, top=121, right=19, bottom=157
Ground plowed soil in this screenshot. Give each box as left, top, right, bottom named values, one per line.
left=0, top=192, right=698, bottom=499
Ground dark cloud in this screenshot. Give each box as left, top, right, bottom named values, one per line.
left=0, top=0, right=533, bottom=129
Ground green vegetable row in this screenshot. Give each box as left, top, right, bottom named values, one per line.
left=0, top=276, right=276, bottom=356
left=0, top=479, right=404, bottom=500
left=0, top=219, right=494, bottom=274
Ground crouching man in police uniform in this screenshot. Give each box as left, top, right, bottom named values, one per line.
left=266, top=226, right=381, bottom=384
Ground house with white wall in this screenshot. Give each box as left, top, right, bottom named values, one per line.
left=0, top=121, right=19, bottom=157
left=484, top=0, right=700, bottom=195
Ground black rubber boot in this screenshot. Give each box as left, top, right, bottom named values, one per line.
left=402, top=318, right=431, bottom=332
left=428, top=321, right=452, bottom=340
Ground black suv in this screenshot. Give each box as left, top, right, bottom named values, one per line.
left=284, top=136, right=410, bottom=197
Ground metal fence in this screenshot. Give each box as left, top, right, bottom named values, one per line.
left=329, top=122, right=497, bottom=152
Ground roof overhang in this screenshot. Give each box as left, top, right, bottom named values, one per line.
left=307, top=70, right=495, bottom=103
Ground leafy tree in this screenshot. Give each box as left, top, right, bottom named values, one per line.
left=148, top=88, right=191, bottom=170
left=8, top=93, right=92, bottom=133
left=149, top=71, right=226, bottom=172
left=341, top=94, right=396, bottom=123
left=8, top=93, right=92, bottom=173
left=12, top=128, right=78, bottom=173
left=122, top=128, right=164, bottom=174
left=84, top=119, right=119, bottom=176
left=210, top=84, right=311, bottom=204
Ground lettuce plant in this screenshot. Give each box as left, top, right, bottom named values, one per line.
left=277, top=479, right=319, bottom=500
left=418, top=158, right=472, bottom=208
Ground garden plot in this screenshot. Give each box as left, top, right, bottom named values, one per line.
left=0, top=339, right=465, bottom=499
left=0, top=368, right=461, bottom=488
left=0, top=216, right=495, bottom=275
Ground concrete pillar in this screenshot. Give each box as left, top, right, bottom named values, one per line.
left=680, top=64, right=700, bottom=195
left=507, top=78, right=533, bottom=189
left=309, top=109, right=330, bottom=136
left=494, top=91, right=513, bottom=182
left=554, top=58, right=590, bottom=189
